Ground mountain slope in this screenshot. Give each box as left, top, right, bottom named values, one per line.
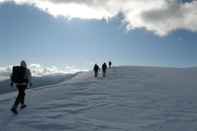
left=0, top=73, right=78, bottom=95
left=1, top=66, right=197, bottom=131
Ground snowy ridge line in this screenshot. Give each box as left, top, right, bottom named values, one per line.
left=30, top=72, right=81, bottom=91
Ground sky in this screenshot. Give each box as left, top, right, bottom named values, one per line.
left=0, top=0, right=197, bottom=74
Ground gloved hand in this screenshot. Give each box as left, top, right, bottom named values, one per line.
left=10, top=82, right=14, bottom=87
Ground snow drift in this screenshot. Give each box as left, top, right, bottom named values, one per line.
left=1, top=66, right=197, bottom=131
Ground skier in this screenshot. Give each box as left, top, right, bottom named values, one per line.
left=109, top=61, right=112, bottom=68
left=102, top=63, right=107, bottom=77
left=10, top=60, right=32, bottom=114
left=93, top=64, right=100, bottom=78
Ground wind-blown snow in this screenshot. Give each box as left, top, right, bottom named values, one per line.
left=1, top=66, right=197, bottom=131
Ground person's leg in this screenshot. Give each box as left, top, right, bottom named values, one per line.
left=103, top=70, right=106, bottom=77
left=18, top=85, right=27, bottom=108
left=95, top=71, right=98, bottom=77
left=20, top=86, right=26, bottom=105
left=13, top=86, right=21, bottom=108
left=11, top=86, right=20, bottom=113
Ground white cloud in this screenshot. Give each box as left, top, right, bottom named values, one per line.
left=0, top=64, right=82, bottom=80
left=29, top=64, right=81, bottom=76
left=0, top=0, right=197, bottom=36
left=0, top=66, right=12, bottom=81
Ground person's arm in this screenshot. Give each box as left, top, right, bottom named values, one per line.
left=10, top=72, right=14, bottom=86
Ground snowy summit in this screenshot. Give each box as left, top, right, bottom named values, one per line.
left=0, top=66, right=197, bottom=131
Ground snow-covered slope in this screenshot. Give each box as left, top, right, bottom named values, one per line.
left=0, top=74, right=78, bottom=95
left=1, top=66, right=197, bottom=131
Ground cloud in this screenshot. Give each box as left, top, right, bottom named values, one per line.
left=0, top=64, right=82, bottom=80
left=0, top=0, right=197, bottom=36
left=29, top=64, right=81, bottom=76
left=0, top=66, right=12, bottom=81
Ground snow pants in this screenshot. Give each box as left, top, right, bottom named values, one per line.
left=14, top=85, right=27, bottom=107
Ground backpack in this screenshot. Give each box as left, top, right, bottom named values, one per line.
left=11, top=66, right=28, bottom=83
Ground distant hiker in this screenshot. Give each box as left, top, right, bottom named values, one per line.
left=102, top=63, right=107, bottom=77
left=10, top=60, right=32, bottom=114
left=93, top=64, right=100, bottom=78
left=109, top=61, right=112, bottom=68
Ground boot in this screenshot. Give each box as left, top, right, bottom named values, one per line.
left=11, top=106, right=18, bottom=114
left=20, top=104, right=27, bottom=109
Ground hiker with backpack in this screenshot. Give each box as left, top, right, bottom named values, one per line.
left=93, top=64, right=100, bottom=78
left=10, top=60, right=32, bottom=114
left=102, top=63, right=107, bottom=77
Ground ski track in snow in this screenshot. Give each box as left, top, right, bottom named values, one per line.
left=1, top=66, right=197, bottom=130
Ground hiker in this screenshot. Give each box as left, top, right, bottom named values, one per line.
left=10, top=60, right=32, bottom=114
left=102, top=63, right=107, bottom=77
left=93, top=64, right=100, bottom=78
left=109, top=61, right=112, bottom=68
